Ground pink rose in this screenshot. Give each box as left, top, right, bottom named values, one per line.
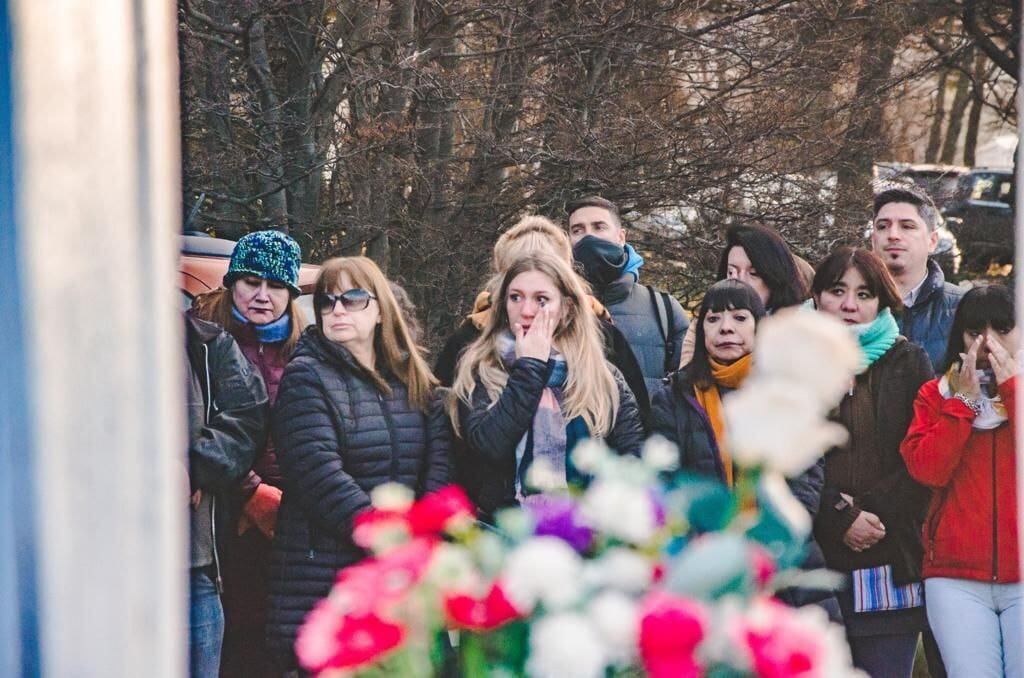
left=295, top=600, right=405, bottom=674
left=638, top=590, right=708, bottom=678
left=735, top=597, right=822, bottom=678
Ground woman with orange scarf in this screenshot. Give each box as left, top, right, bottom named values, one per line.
left=650, top=279, right=763, bottom=485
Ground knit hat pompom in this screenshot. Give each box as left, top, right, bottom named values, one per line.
left=224, top=230, right=302, bottom=296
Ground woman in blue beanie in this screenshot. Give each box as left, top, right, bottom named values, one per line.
left=191, top=229, right=305, bottom=678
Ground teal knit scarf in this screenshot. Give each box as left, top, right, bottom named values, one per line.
left=850, top=307, right=899, bottom=369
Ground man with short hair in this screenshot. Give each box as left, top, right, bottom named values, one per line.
left=870, top=186, right=963, bottom=372
left=568, top=196, right=688, bottom=393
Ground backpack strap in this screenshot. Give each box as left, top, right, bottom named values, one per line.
left=647, top=286, right=676, bottom=375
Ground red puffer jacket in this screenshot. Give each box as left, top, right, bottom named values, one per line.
left=901, top=376, right=1017, bottom=583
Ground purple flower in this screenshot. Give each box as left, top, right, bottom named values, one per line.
left=523, top=495, right=594, bottom=553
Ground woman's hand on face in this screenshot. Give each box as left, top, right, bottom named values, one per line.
left=843, top=510, right=886, bottom=552
left=514, top=306, right=555, bottom=362
left=987, top=332, right=1019, bottom=386
left=957, top=336, right=984, bottom=400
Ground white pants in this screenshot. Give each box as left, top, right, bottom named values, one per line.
left=926, top=577, right=1023, bottom=678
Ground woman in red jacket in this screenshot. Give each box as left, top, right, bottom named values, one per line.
left=901, top=284, right=1019, bottom=678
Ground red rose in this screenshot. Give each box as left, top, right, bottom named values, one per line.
left=296, top=601, right=405, bottom=673
left=407, top=485, right=475, bottom=536
left=444, top=581, right=523, bottom=631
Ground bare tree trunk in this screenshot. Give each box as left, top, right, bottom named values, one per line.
left=962, top=52, right=989, bottom=166
left=248, top=17, right=289, bottom=229
left=924, top=68, right=948, bottom=163
left=940, top=50, right=973, bottom=165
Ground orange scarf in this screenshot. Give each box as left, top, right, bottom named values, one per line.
left=693, top=354, right=753, bottom=487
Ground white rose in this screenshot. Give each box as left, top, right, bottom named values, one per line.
left=724, top=383, right=849, bottom=477
left=369, top=482, right=414, bottom=511
left=642, top=435, right=680, bottom=472
left=587, top=591, right=639, bottom=664
left=501, top=537, right=583, bottom=612
left=584, top=547, right=653, bottom=594
left=527, top=612, right=607, bottom=678
left=571, top=438, right=610, bottom=474
left=580, top=479, right=656, bottom=545
left=752, top=309, right=862, bottom=402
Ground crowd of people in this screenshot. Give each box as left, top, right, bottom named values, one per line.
left=183, top=184, right=1019, bottom=678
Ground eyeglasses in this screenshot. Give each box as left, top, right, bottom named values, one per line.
left=316, top=289, right=377, bottom=313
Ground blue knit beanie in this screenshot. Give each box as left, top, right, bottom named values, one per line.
left=224, top=230, right=302, bottom=296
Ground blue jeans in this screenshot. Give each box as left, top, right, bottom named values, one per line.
left=926, top=577, right=1023, bottom=678
left=190, top=568, right=224, bottom=678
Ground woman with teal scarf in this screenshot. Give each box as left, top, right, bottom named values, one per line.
left=811, top=246, right=934, bottom=678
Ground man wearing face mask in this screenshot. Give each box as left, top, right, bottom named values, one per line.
left=568, top=196, right=688, bottom=393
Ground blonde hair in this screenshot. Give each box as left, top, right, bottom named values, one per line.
left=492, top=215, right=573, bottom=272
left=315, top=257, right=437, bottom=411
left=450, top=252, right=619, bottom=436
left=191, top=286, right=305, bottom=356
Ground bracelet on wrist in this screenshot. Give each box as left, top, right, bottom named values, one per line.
left=953, top=392, right=983, bottom=416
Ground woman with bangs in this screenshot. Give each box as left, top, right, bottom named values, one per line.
left=449, top=251, right=644, bottom=518
left=650, top=279, right=765, bottom=483
left=811, top=247, right=933, bottom=678
left=266, top=257, right=451, bottom=671
left=901, top=284, right=1020, bottom=678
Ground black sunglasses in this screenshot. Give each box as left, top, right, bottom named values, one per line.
left=316, top=289, right=377, bottom=313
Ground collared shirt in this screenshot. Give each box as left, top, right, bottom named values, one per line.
left=902, top=272, right=928, bottom=308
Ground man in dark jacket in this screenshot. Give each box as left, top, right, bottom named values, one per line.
left=568, top=196, right=688, bottom=393
left=870, top=186, right=963, bottom=371
left=185, top=313, right=269, bottom=678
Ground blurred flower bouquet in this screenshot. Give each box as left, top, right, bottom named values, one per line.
left=296, top=310, right=867, bottom=677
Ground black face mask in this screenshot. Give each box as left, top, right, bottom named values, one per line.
left=572, top=235, right=628, bottom=288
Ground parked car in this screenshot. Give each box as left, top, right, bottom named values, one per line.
left=180, top=234, right=320, bottom=323
left=941, top=167, right=1014, bottom=274
left=873, top=162, right=967, bottom=210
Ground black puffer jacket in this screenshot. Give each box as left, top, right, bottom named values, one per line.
left=266, top=328, right=451, bottom=666
left=455, top=357, right=644, bottom=517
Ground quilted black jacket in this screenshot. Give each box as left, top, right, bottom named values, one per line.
left=266, top=327, right=451, bottom=666
left=455, top=356, right=644, bottom=516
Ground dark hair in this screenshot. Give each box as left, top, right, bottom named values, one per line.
left=873, top=185, right=939, bottom=232
left=716, top=224, right=807, bottom=311
left=940, top=284, right=1015, bottom=372
left=812, top=246, right=903, bottom=314
left=681, top=279, right=767, bottom=391
left=566, top=195, right=621, bottom=227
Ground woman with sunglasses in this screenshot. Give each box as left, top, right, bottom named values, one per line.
left=266, top=257, right=450, bottom=671
left=901, top=284, right=1020, bottom=677
left=189, top=230, right=305, bottom=678
left=449, top=251, right=644, bottom=519
left=811, top=247, right=933, bottom=677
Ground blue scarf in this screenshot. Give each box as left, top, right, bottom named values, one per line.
left=623, top=244, right=645, bottom=281
left=231, top=305, right=292, bottom=343
left=850, top=307, right=899, bottom=369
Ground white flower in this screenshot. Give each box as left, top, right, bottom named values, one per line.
left=571, top=438, right=610, bottom=474
left=426, top=542, right=480, bottom=592
left=584, top=547, right=653, bottom=594
left=580, top=478, right=657, bottom=545
left=501, top=537, right=583, bottom=612
left=526, top=456, right=567, bottom=493
left=642, top=435, right=680, bottom=472
left=587, top=591, right=638, bottom=664
left=527, top=612, right=607, bottom=678
left=724, top=383, right=849, bottom=477
left=753, top=309, right=862, bottom=401
left=369, top=482, right=414, bottom=511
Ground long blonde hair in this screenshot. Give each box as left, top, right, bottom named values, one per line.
left=450, top=252, right=619, bottom=436
left=315, top=257, right=437, bottom=411
left=191, top=286, right=305, bottom=356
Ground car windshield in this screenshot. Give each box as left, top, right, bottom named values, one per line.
left=969, top=173, right=1014, bottom=205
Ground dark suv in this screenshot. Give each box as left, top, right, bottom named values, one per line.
left=941, top=168, right=1014, bottom=273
